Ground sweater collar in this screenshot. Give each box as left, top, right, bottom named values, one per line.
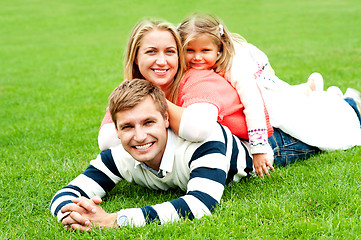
left=135, top=129, right=175, bottom=176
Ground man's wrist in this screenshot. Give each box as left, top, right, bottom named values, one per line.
left=108, top=213, right=118, bottom=228
left=116, top=211, right=129, bottom=227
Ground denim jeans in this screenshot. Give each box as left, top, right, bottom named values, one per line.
left=344, top=97, right=361, bottom=127
left=268, top=128, right=320, bottom=167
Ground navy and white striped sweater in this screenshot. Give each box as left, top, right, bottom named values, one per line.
left=50, top=124, right=253, bottom=227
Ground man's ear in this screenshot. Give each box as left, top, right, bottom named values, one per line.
left=164, top=111, right=170, bottom=128
left=114, top=122, right=121, bottom=139
left=116, top=130, right=121, bottom=139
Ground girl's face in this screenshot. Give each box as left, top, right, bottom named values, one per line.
left=185, top=35, right=219, bottom=70
left=136, top=29, right=178, bottom=96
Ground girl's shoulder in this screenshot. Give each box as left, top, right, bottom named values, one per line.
left=183, top=68, right=221, bottom=80
left=180, top=69, right=233, bottom=95
left=181, top=69, right=226, bottom=89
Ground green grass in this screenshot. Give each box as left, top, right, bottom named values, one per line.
left=1, top=0, right=361, bottom=239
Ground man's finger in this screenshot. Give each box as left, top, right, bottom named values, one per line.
left=73, top=197, right=97, bottom=213
left=68, top=223, right=91, bottom=232
left=61, top=203, right=79, bottom=213
left=65, top=211, right=91, bottom=227
left=91, top=196, right=102, bottom=205
left=62, top=215, right=77, bottom=226
left=61, top=212, right=90, bottom=227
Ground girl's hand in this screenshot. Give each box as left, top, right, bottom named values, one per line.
left=253, top=153, right=274, bottom=178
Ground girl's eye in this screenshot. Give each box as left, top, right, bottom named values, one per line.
left=186, top=49, right=194, bottom=53
left=146, top=50, right=156, bottom=54
left=166, top=50, right=176, bottom=54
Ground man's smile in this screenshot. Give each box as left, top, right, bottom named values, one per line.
left=134, top=142, right=154, bottom=150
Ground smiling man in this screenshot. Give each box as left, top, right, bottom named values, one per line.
left=50, top=79, right=254, bottom=231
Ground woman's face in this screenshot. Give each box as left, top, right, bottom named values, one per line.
left=136, top=29, right=178, bottom=96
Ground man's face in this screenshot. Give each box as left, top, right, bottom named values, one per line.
left=115, top=96, right=169, bottom=170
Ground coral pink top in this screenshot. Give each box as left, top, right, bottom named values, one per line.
left=178, top=69, right=272, bottom=140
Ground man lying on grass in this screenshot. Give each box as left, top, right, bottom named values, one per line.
left=50, top=78, right=255, bottom=231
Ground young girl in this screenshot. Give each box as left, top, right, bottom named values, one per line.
left=175, top=13, right=326, bottom=177
left=175, top=14, right=276, bottom=178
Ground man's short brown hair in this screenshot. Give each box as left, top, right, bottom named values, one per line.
left=108, top=79, right=168, bottom=128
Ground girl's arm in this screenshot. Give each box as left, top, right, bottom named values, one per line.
left=166, top=100, right=184, bottom=135
left=227, top=41, right=272, bottom=154
left=227, top=41, right=274, bottom=178
left=167, top=100, right=218, bottom=142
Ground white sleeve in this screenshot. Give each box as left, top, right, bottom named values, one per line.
left=226, top=41, right=271, bottom=154
left=178, top=103, right=218, bottom=142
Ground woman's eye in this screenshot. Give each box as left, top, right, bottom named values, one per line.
left=186, top=49, right=194, bottom=53
left=146, top=50, right=155, bottom=54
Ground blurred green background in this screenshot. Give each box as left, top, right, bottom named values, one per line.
left=1, top=0, right=361, bottom=238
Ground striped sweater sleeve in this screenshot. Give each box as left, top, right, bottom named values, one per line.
left=50, top=150, right=123, bottom=221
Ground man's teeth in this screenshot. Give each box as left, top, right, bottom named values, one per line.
left=135, top=143, right=152, bottom=150
left=154, top=69, right=166, bottom=73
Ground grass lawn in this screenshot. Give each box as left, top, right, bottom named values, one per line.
left=1, top=0, right=361, bottom=239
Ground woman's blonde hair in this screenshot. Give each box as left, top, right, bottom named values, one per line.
left=124, top=19, right=186, bottom=104
left=178, top=13, right=245, bottom=75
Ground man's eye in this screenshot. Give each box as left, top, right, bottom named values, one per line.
left=121, top=126, right=132, bottom=130
left=145, top=121, right=155, bottom=125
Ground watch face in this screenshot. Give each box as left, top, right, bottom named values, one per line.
left=117, top=215, right=128, bottom=227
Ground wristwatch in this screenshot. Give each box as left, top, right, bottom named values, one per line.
left=116, top=212, right=128, bottom=227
